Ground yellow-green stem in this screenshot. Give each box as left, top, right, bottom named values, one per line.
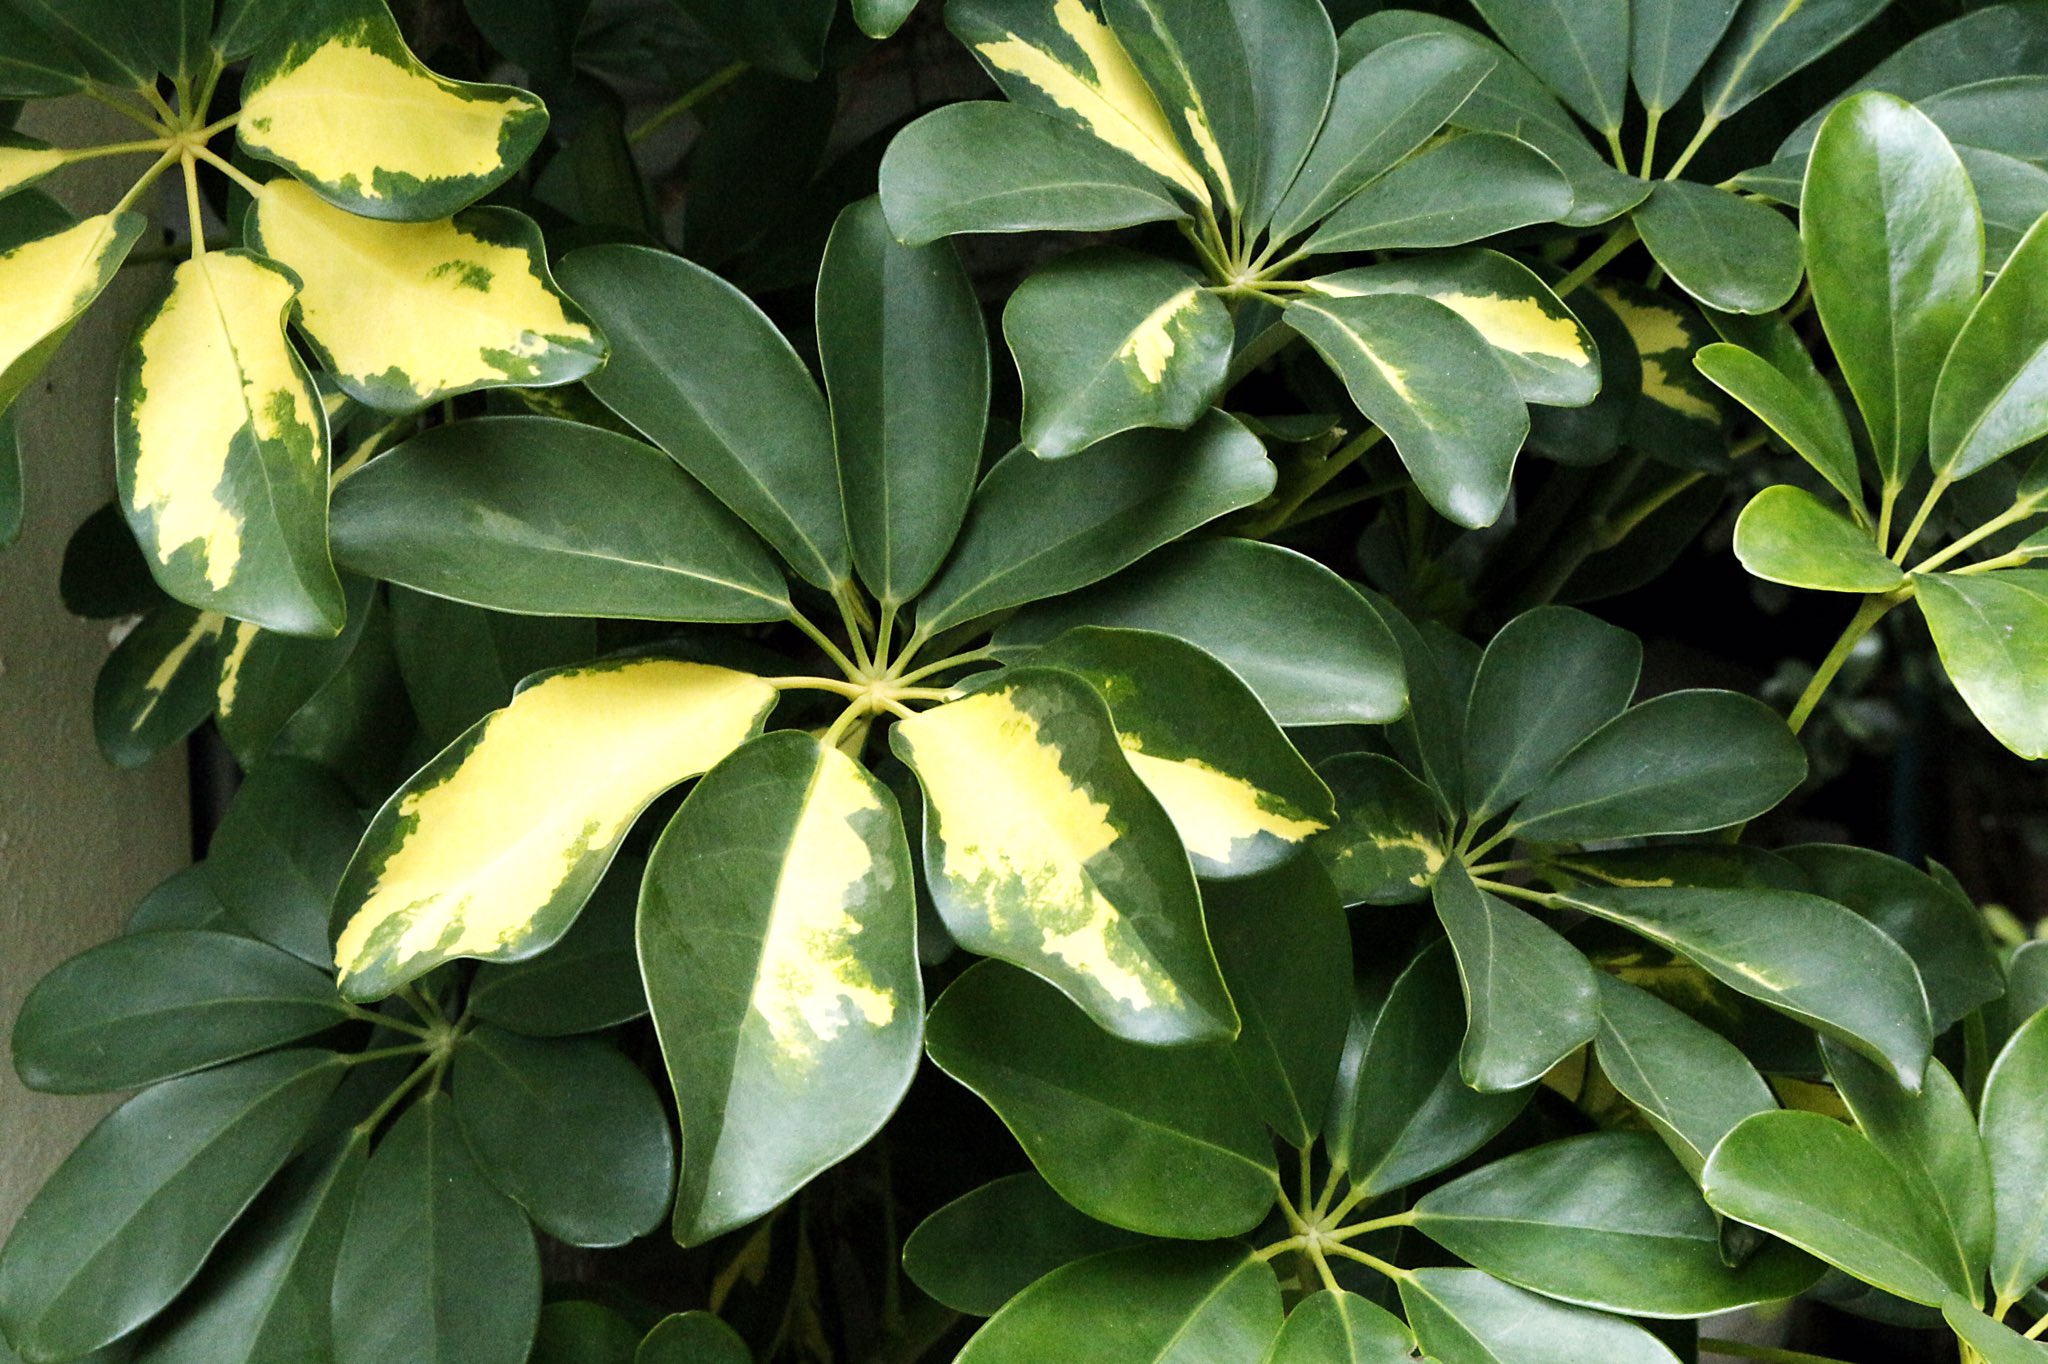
left=1662, top=116, right=1723, bottom=181
left=1787, top=593, right=1902, bottom=735
left=1911, top=494, right=2046, bottom=574
left=1640, top=108, right=1664, bottom=177
left=1892, top=475, right=1953, bottom=564
left=1554, top=223, right=1639, bottom=299
left=630, top=60, right=749, bottom=144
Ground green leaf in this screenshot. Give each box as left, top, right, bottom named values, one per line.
left=1413, top=1131, right=1822, bottom=1317
left=956, top=1243, right=1281, bottom=1363
left=666, top=0, right=830, bottom=77
left=1633, top=181, right=1803, bottom=316
left=1313, top=250, right=1601, bottom=408
left=1004, top=249, right=1232, bottom=459
left=1227, top=0, right=1336, bottom=234
left=878, top=102, right=1190, bottom=247
left=914, top=410, right=1274, bottom=636
left=1266, top=32, right=1494, bottom=243
left=1932, top=213, right=2048, bottom=481
left=819, top=195, right=988, bottom=605
left=1467, top=0, right=1626, bottom=135
left=61, top=501, right=164, bottom=619
left=204, top=757, right=363, bottom=967
left=11, top=929, right=345, bottom=1095
left=894, top=668, right=1236, bottom=1045
left=214, top=576, right=381, bottom=767
left=1983, top=1004, right=2048, bottom=1305
left=1699, top=0, right=1891, bottom=124
left=238, top=0, right=549, bottom=221
left=387, top=589, right=598, bottom=750
left=529, top=1301, right=638, bottom=1364
left=1630, top=0, right=1738, bottom=117
left=451, top=1026, right=673, bottom=1247
left=1399, top=1267, right=1683, bottom=1364
left=331, top=657, right=775, bottom=1001
left=556, top=244, right=849, bottom=590
left=1286, top=292, right=1527, bottom=529
left=1314, top=753, right=1444, bottom=906
left=903, top=1173, right=1147, bottom=1318
left=926, top=962, right=1273, bottom=1238
left=1804, top=92, right=1983, bottom=487
left=1304, top=132, right=1575, bottom=256
left=1434, top=861, right=1598, bottom=1092
left=11, top=0, right=202, bottom=85
left=116, top=249, right=341, bottom=636
left=1463, top=606, right=1640, bottom=823
left=1101, top=0, right=1259, bottom=218
left=0, top=408, right=18, bottom=549
left=329, top=417, right=790, bottom=623
left=1377, top=605, right=1480, bottom=816
left=0, top=5, right=84, bottom=96
left=1594, top=974, right=1777, bottom=1179
left=91, top=601, right=222, bottom=769
left=1029, top=627, right=1334, bottom=878
left=0, top=1049, right=344, bottom=1361
left=1916, top=569, right=2048, bottom=759
left=127, top=864, right=234, bottom=935
left=1203, top=853, right=1353, bottom=1144
left=1330, top=941, right=1530, bottom=1197
left=330, top=1092, right=540, bottom=1364
left=1694, top=341, right=1863, bottom=514
left=637, top=1313, right=750, bottom=1364
left=639, top=732, right=921, bottom=1246
left=1703, top=1109, right=1974, bottom=1306
left=852, top=0, right=917, bottom=39
left=995, top=538, right=1406, bottom=725
left=247, top=182, right=604, bottom=413
left=1264, top=1289, right=1413, bottom=1364
left=466, top=863, right=645, bottom=1036
left=1945, top=1303, right=2048, bottom=1364
left=1733, top=485, right=1904, bottom=593
left=1556, top=885, right=1934, bottom=1090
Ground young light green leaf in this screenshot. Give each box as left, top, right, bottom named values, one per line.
left=903, top=1173, right=1147, bottom=1318
left=1466, top=0, right=1626, bottom=136
left=1265, top=1289, right=1413, bottom=1364
left=819, top=195, right=988, bottom=605
left=1314, top=753, right=1445, bottom=906
left=1699, top=0, right=1892, bottom=124
left=1004, top=249, right=1231, bottom=459
left=1932, top=213, right=2048, bottom=481
left=1631, top=0, right=1738, bottom=117
left=1695, top=341, right=1863, bottom=513
left=1916, top=569, right=2048, bottom=760
left=1303, top=132, right=1574, bottom=256
left=1399, top=1267, right=1684, bottom=1364
left=1982, top=1004, right=2048, bottom=1305
left=893, top=668, right=1236, bottom=1045
left=925, top=962, right=1275, bottom=1239
left=1286, top=292, right=1528, bottom=529
left=1594, top=974, right=1777, bottom=1179
left=1634, top=180, right=1804, bottom=316
left=1463, top=606, right=1640, bottom=823
left=1434, top=862, right=1599, bottom=1092
left=1733, top=485, right=1905, bottom=593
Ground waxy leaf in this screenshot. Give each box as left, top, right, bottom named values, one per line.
left=11, top=0, right=204, bottom=85
left=1916, top=569, right=2048, bottom=759
left=1413, top=1132, right=1822, bottom=1316
left=557, top=244, right=849, bottom=590
left=638, top=1313, right=751, bottom=1364
left=0, top=6, right=84, bottom=97
left=1734, top=485, right=1904, bottom=593
left=1467, top=0, right=1626, bottom=135
left=819, top=196, right=988, bottom=605
left=1030, top=627, right=1333, bottom=878
left=0, top=207, right=146, bottom=414
left=467, top=865, right=645, bottom=1037
left=92, top=602, right=223, bottom=769
left=1945, top=1305, right=2048, bottom=1364
left=1304, top=132, right=1574, bottom=256
left=894, top=668, right=1235, bottom=1044
left=332, top=658, right=776, bottom=1000
left=997, top=537, right=1406, bottom=725
left=117, top=250, right=341, bottom=637
left=330, top=418, right=790, bottom=623
left=1633, top=181, right=1803, bottom=316
left=0, top=1050, right=344, bottom=1361
left=1315, top=753, right=1444, bottom=905
left=11, top=929, right=346, bottom=1094
left=1005, top=249, right=1231, bottom=459
left=1316, top=251, right=1600, bottom=408
left=249, top=181, right=603, bottom=412
left=1594, top=974, right=1777, bottom=1178
left=1932, top=213, right=2048, bottom=481
left=915, top=410, right=1273, bottom=636
left=206, top=758, right=363, bottom=967
left=1463, top=606, right=1640, bottom=823
left=1699, top=0, right=1892, bottom=124
left=239, top=0, right=549, bottom=221
left=330, top=1093, right=540, bottom=1364
left=879, top=102, right=1189, bottom=246
left=1983, top=1005, right=2048, bottom=1304
left=853, top=0, right=918, bottom=38
left=1804, top=92, right=1983, bottom=486
left=1434, top=861, right=1598, bottom=1092
left=214, top=575, right=379, bottom=768
left=1704, top=1110, right=1973, bottom=1306
left=1595, top=281, right=1725, bottom=471
left=1695, top=341, right=1862, bottom=513
left=903, top=1173, right=1146, bottom=1317
left=1287, top=292, right=1527, bottom=529
left=452, top=1026, right=674, bottom=1247
left=640, top=733, right=920, bottom=1246
left=1630, top=0, right=1738, bottom=116
left=1265, top=1289, right=1413, bottom=1364
left=1101, top=0, right=1258, bottom=216
left=1227, top=0, right=1337, bottom=234
left=925, top=962, right=1275, bottom=1239
left=1405, top=1272, right=1681, bottom=1364
left=956, top=1243, right=1280, bottom=1363
left=666, top=0, right=830, bottom=76
left=387, top=589, right=599, bottom=750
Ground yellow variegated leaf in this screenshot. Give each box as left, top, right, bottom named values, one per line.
left=890, top=667, right=1236, bottom=1044
left=0, top=209, right=145, bottom=417
left=332, top=658, right=776, bottom=1000
left=949, top=0, right=1211, bottom=207
left=117, top=249, right=343, bottom=636
left=1121, top=747, right=1326, bottom=864
left=249, top=180, right=604, bottom=412
left=1594, top=281, right=1725, bottom=470
left=92, top=604, right=225, bottom=769
left=0, top=137, right=65, bottom=200
left=238, top=0, right=548, bottom=221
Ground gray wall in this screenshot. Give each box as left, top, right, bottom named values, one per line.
left=0, top=99, right=192, bottom=1234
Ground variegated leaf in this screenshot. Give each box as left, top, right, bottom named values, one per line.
left=1028, top=627, right=1333, bottom=878
left=0, top=134, right=64, bottom=201
left=0, top=206, right=145, bottom=420
left=890, top=667, right=1237, bottom=1045
left=1594, top=280, right=1726, bottom=472
left=238, top=0, right=549, bottom=221
left=641, top=733, right=921, bottom=1245
left=249, top=180, right=603, bottom=412
left=116, top=250, right=343, bottom=637
left=93, top=604, right=224, bottom=769
left=332, top=658, right=776, bottom=1000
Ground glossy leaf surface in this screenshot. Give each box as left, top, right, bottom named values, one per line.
left=1733, top=485, right=1904, bottom=593
left=1434, top=862, right=1598, bottom=1092
left=1917, top=569, right=2048, bottom=760
left=1398, top=1267, right=1682, bottom=1364
left=1983, top=1005, right=2048, bottom=1304
left=902, top=1173, right=1146, bottom=1317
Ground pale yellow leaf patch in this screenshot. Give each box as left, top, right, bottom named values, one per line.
left=977, top=0, right=1209, bottom=205
left=1598, top=285, right=1718, bottom=422
left=134, top=611, right=225, bottom=732
left=127, top=253, right=321, bottom=589
left=214, top=619, right=260, bottom=714
left=1432, top=293, right=1591, bottom=367
left=1118, top=287, right=1200, bottom=384
left=1121, top=746, right=1325, bottom=863
left=240, top=35, right=540, bottom=203
left=0, top=144, right=64, bottom=199
left=335, top=661, right=773, bottom=982
left=1184, top=109, right=1236, bottom=215
left=253, top=180, right=595, bottom=405
left=753, top=746, right=898, bottom=1063
left=0, top=213, right=134, bottom=379
left=896, top=688, right=1177, bottom=1011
